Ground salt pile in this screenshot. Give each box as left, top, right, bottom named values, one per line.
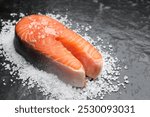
left=0, top=13, right=129, bottom=99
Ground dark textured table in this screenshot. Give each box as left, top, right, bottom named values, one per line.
left=0, top=0, right=150, bottom=99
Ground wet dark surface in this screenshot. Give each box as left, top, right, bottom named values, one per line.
left=0, top=0, right=150, bottom=99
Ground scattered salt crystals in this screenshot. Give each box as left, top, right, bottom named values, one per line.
left=45, top=27, right=57, bottom=36
left=88, top=25, right=92, bottom=29
left=108, top=45, right=112, bottom=48
left=85, top=27, right=90, bottom=31
left=0, top=13, right=129, bottom=99
left=124, top=80, right=129, bottom=84
left=2, top=79, right=5, bottom=81
left=10, top=13, right=17, bottom=17
left=19, top=13, right=25, bottom=18
left=117, top=82, right=126, bottom=89
left=108, top=45, right=113, bottom=50
left=10, top=79, right=13, bottom=82
left=124, top=75, right=128, bottom=80
left=124, top=75, right=129, bottom=84
left=103, top=45, right=106, bottom=48
left=41, top=18, right=49, bottom=25
left=124, top=65, right=128, bottom=70
left=3, top=83, right=6, bottom=85
left=41, top=35, right=45, bottom=39
left=83, top=33, right=96, bottom=46
left=115, top=72, right=120, bottom=76
left=29, top=31, right=33, bottom=35
left=28, top=25, right=32, bottom=29
left=30, top=39, right=37, bottom=43
left=4, top=64, right=11, bottom=70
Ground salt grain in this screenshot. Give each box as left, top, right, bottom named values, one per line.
left=124, top=65, right=128, bottom=70
left=10, top=79, right=13, bottom=82
left=124, top=75, right=128, bottom=80
left=19, top=13, right=25, bottom=18
left=45, top=27, right=56, bottom=36
left=124, top=80, right=129, bottom=84
left=10, top=13, right=17, bottom=17
left=41, top=35, right=45, bottom=39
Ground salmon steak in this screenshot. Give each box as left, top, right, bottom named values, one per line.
left=15, top=14, right=103, bottom=87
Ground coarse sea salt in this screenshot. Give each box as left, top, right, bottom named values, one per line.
left=0, top=13, right=129, bottom=99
